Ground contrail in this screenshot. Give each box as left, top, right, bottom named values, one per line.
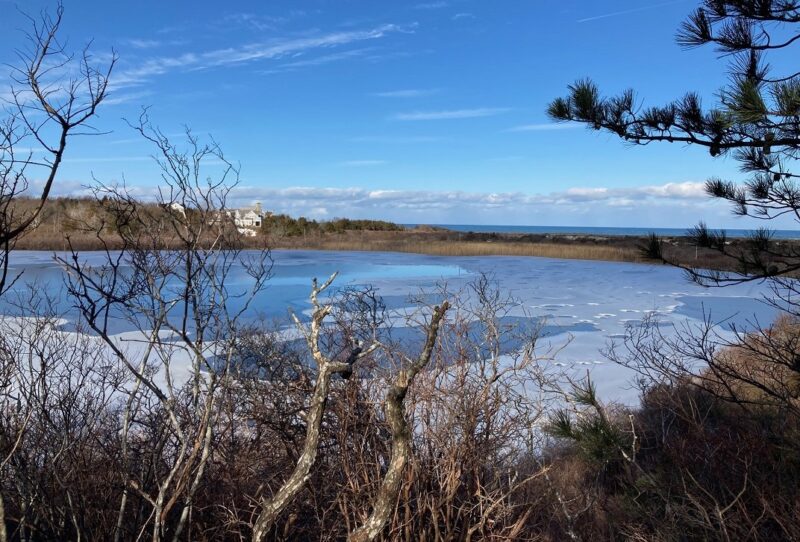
left=577, top=0, right=689, bottom=23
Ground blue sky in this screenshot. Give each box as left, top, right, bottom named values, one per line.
left=1, top=0, right=792, bottom=228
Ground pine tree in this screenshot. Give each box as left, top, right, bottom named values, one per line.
left=549, top=1, right=800, bottom=303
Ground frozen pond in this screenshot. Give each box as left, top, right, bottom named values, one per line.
left=1, top=250, right=778, bottom=403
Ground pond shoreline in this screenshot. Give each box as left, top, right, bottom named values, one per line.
left=11, top=229, right=795, bottom=273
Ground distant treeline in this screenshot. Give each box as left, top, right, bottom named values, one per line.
left=261, top=213, right=404, bottom=236
left=7, top=197, right=404, bottom=249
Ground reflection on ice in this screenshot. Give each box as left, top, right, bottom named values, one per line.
left=1, top=249, right=777, bottom=403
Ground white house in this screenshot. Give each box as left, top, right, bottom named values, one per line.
left=222, top=202, right=269, bottom=236
left=227, top=202, right=264, bottom=228
left=232, top=209, right=262, bottom=228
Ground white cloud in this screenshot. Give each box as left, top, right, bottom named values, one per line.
left=452, top=13, right=475, bottom=20
left=563, top=187, right=610, bottom=200
left=414, top=2, right=449, bottom=9
left=222, top=182, right=710, bottom=216
left=641, top=182, right=707, bottom=199
left=557, top=182, right=706, bottom=202
left=221, top=11, right=311, bottom=32
left=125, top=39, right=161, bottom=49
left=103, top=90, right=154, bottom=106
left=222, top=13, right=282, bottom=32
left=272, top=48, right=373, bottom=71
left=308, top=206, right=329, bottom=217
left=373, top=88, right=439, bottom=98
left=394, top=108, right=510, bottom=121
left=113, top=23, right=410, bottom=89
left=43, top=180, right=769, bottom=227
left=577, top=0, right=687, bottom=23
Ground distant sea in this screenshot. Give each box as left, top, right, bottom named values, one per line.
left=406, top=224, right=800, bottom=240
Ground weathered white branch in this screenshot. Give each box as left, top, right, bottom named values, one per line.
left=252, top=273, right=373, bottom=541
left=349, top=301, right=449, bottom=542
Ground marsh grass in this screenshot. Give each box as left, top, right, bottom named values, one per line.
left=270, top=237, right=642, bottom=262
left=13, top=214, right=777, bottom=273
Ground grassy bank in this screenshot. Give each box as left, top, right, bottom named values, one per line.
left=9, top=195, right=794, bottom=273
left=15, top=226, right=783, bottom=273
left=269, top=229, right=800, bottom=275
left=269, top=236, right=641, bottom=262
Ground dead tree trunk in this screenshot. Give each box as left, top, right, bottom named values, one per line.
left=349, top=301, right=449, bottom=542
left=251, top=273, right=377, bottom=542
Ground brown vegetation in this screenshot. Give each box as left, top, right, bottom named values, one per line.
left=2, top=3, right=799, bottom=539
left=2, top=275, right=799, bottom=541
left=544, top=318, right=800, bottom=541
left=269, top=232, right=641, bottom=262
left=16, top=200, right=796, bottom=275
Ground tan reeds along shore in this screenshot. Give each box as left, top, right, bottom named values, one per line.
left=16, top=225, right=793, bottom=273
left=270, top=236, right=640, bottom=262
left=265, top=229, right=785, bottom=272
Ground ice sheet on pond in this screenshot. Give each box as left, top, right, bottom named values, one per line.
left=1, top=250, right=779, bottom=404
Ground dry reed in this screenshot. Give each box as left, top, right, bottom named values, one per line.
left=271, top=238, right=642, bottom=262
